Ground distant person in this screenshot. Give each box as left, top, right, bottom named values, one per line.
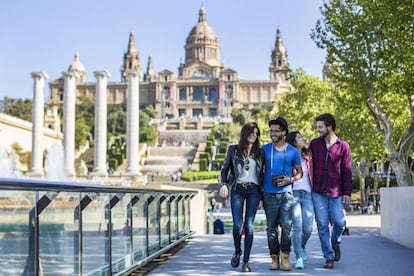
left=262, top=117, right=303, bottom=271
left=210, top=197, right=217, bottom=211
left=286, top=131, right=314, bottom=269
left=122, top=220, right=131, bottom=236
left=219, top=122, right=264, bottom=272
left=309, top=113, right=352, bottom=269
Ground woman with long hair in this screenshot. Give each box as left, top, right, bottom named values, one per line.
left=286, top=131, right=314, bottom=269
left=219, top=122, right=264, bottom=272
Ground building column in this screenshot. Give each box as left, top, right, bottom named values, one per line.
left=91, top=71, right=111, bottom=177
left=27, top=72, right=48, bottom=177
left=63, top=72, right=78, bottom=177
left=125, top=70, right=140, bottom=175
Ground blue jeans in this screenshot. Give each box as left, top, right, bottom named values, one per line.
left=292, top=190, right=314, bottom=259
left=263, top=192, right=294, bottom=255
left=312, top=192, right=346, bottom=260
left=230, top=184, right=261, bottom=262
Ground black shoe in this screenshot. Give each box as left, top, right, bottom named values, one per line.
left=323, top=259, right=334, bottom=269
left=333, top=246, right=341, bottom=261
left=241, top=261, right=251, bottom=272
left=343, top=227, right=350, bottom=235
left=231, top=252, right=241, bottom=267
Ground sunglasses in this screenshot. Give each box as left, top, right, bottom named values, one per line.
left=244, top=159, right=249, bottom=171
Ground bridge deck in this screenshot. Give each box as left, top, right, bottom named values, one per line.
left=146, top=214, right=414, bottom=276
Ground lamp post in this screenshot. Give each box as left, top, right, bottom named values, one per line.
left=225, top=85, right=232, bottom=119
left=161, top=86, right=168, bottom=119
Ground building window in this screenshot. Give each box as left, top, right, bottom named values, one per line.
left=208, top=88, right=217, bottom=102
left=209, top=108, right=217, bottom=117
left=179, top=88, right=187, bottom=101
left=193, top=87, right=203, bottom=101
left=192, top=108, right=203, bottom=117
left=179, top=109, right=186, bottom=117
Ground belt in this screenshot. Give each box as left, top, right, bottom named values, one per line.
left=238, top=182, right=256, bottom=189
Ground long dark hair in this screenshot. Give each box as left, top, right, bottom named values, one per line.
left=237, top=122, right=261, bottom=157
left=286, top=131, right=310, bottom=156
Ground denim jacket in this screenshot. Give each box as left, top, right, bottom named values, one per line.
left=220, top=144, right=264, bottom=191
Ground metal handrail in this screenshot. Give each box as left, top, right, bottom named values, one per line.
left=0, top=178, right=197, bottom=275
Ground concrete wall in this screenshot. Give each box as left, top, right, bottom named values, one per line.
left=0, top=113, right=62, bottom=152
left=380, top=187, right=414, bottom=249
left=158, top=184, right=209, bottom=235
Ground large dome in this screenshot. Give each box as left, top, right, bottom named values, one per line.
left=186, top=8, right=218, bottom=45
left=68, top=51, right=85, bottom=72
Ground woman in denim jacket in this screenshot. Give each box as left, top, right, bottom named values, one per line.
left=219, top=122, right=264, bottom=273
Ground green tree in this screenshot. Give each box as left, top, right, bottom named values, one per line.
left=107, top=104, right=127, bottom=135
left=275, top=69, right=336, bottom=140
left=139, top=126, right=157, bottom=146
left=231, top=108, right=252, bottom=125
left=75, top=117, right=91, bottom=150
left=139, top=105, right=158, bottom=145
left=311, top=0, right=414, bottom=186
left=0, top=97, right=33, bottom=121
left=75, top=96, right=95, bottom=127
left=276, top=69, right=388, bottom=203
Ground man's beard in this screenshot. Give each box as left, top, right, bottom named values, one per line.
left=319, top=130, right=329, bottom=138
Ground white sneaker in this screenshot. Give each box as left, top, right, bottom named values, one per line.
left=301, top=248, right=308, bottom=261
left=295, top=257, right=304, bottom=269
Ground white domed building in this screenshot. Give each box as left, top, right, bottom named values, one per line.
left=47, top=7, right=291, bottom=131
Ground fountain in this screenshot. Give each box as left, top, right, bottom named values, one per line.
left=45, top=143, right=66, bottom=180
left=0, top=148, right=23, bottom=178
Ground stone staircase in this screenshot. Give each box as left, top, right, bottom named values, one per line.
left=75, top=148, right=94, bottom=172
left=141, top=146, right=197, bottom=175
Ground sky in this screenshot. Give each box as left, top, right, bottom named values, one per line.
left=0, top=0, right=326, bottom=101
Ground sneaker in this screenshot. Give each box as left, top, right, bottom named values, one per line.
left=295, top=257, right=304, bottom=269
left=231, top=252, right=241, bottom=267
left=241, top=261, right=251, bottom=272
left=323, top=259, right=334, bottom=269
left=301, top=248, right=308, bottom=261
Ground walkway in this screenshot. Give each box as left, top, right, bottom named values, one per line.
left=147, top=214, right=414, bottom=275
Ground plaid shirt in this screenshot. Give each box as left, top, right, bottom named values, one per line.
left=309, top=136, right=352, bottom=197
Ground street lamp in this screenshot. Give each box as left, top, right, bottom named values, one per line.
left=225, top=85, right=232, bottom=118
left=161, top=86, right=168, bottom=119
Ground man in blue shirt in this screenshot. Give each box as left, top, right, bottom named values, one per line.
left=262, top=117, right=303, bottom=271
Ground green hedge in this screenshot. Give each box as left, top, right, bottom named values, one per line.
left=181, top=170, right=220, bottom=181
left=215, top=153, right=226, bottom=159
left=199, top=159, right=208, bottom=171
left=200, top=152, right=211, bottom=161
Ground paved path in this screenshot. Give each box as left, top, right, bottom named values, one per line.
left=148, top=215, right=414, bottom=275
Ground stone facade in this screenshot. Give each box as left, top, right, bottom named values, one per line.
left=47, top=7, right=291, bottom=128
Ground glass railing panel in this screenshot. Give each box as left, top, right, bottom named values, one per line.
left=177, top=199, right=185, bottom=237
left=0, top=190, right=35, bottom=275
left=147, top=197, right=160, bottom=255
left=185, top=198, right=191, bottom=233
left=132, top=193, right=147, bottom=262
left=110, top=193, right=131, bottom=274
left=0, top=179, right=197, bottom=275
left=81, top=192, right=110, bottom=276
left=38, top=191, right=80, bottom=275
left=160, top=197, right=170, bottom=247
left=170, top=198, right=178, bottom=242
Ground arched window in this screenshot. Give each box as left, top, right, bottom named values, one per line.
left=193, top=87, right=203, bottom=101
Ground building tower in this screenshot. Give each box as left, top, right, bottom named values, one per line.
left=269, top=27, right=291, bottom=83
left=143, top=55, right=156, bottom=82
left=178, top=7, right=221, bottom=79
left=68, top=51, right=86, bottom=83
left=121, top=31, right=141, bottom=81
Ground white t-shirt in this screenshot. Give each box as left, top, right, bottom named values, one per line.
left=293, top=159, right=311, bottom=192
